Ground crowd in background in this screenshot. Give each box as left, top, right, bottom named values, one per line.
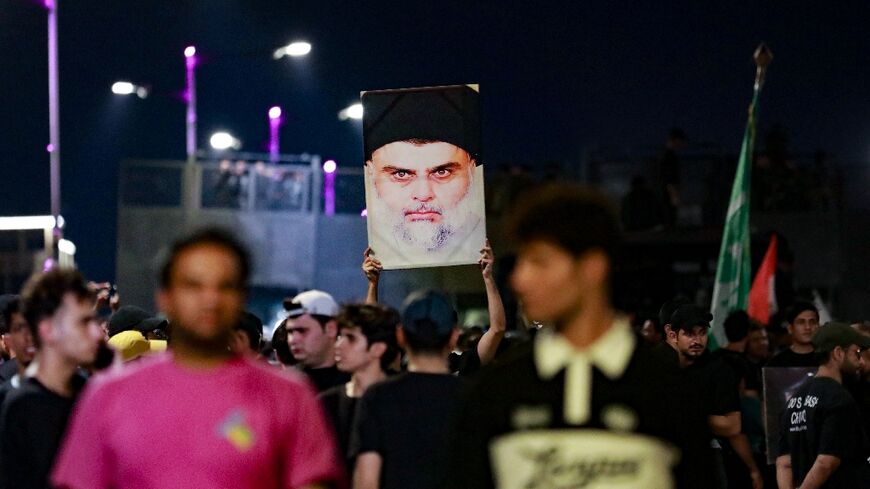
left=0, top=183, right=866, bottom=489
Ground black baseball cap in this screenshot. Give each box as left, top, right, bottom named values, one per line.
left=812, top=322, right=870, bottom=352
left=670, top=304, right=713, bottom=332
left=401, top=290, right=457, bottom=339
left=108, top=306, right=168, bottom=338
left=659, top=297, right=691, bottom=326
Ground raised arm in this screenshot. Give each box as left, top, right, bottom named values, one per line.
left=476, top=239, right=506, bottom=365
left=362, top=247, right=382, bottom=305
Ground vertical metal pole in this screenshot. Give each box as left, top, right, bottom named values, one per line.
left=47, top=0, right=61, bottom=250
left=185, top=49, right=197, bottom=165
left=269, top=116, right=280, bottom=164
left=183, top=48, right=198, bottom=217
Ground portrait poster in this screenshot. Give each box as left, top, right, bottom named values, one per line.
left=761, top=367, right=816, bottom=464
left=361, top=84, right=486, bottom=270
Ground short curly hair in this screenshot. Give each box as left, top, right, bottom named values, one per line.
left=20, top=268, right=93, bottom=347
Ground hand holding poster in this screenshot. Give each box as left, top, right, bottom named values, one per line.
left=362, top=84, right=486, bottom=270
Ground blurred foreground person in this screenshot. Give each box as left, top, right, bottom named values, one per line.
left=447, top=185, right=706, bottom=489
left=0, top=269, right=101, bottom=489
left=52, top=228, right=341, bottom=489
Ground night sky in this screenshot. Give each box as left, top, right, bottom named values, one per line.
left=2, top=0, right=870, bottom=283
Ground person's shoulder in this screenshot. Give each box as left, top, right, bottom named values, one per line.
left=318, top=384, right=345, bottom=402
left=238, top=357, right=315, bottom=393
left=463, top=341, right=537, bottom=394
left=766, top=349, right=794, bottom=367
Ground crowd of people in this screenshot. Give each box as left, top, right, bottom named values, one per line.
left=0, top=184, right=866, bottom=489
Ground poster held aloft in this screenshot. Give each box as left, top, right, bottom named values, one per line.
left=362, top=84, right=486, bottom=270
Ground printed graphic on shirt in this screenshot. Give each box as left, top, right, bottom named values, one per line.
left=218, top=409, right=255, bottom=452
left=785, top=393, right=819, bottom=433
left=490, top=430, right=679, bottom=489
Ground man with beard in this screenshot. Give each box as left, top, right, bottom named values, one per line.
left=774, top=323, right=870, bottom=489
left=51, top=228, right=341, bottom=489
left=363, top=85, right=485, bottom=268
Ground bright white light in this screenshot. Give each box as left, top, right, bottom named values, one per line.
left=286, top=41, right=311, bottom=56
left=112, top=81, right=136, bottom=95
left=346, top=103, right=363, bottom=120
left=0, top=215, right=57, bottom=231
left=209, top=132, right=240, bottom=151
left=268, top=106, right=282, bottom=120
left=338, top=103, right=363, bottom=121
left=184, top=46, right=196, bottom=58
left=58, top=239, right=76, bottom=255
left=274, top=41, right=311, bottom=59
left=323, top=160, right=337, bottom=174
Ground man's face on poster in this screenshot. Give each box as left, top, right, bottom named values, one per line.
left=367, top=140, right=476, bottom=252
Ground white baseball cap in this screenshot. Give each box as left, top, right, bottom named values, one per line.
left=283, top=290, right=339, bottom=318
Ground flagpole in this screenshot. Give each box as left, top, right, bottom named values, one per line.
left=709, top=43, right=773, bottom=348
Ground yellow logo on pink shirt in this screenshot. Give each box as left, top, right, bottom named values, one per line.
left=218, top=410, right=255, bottom=452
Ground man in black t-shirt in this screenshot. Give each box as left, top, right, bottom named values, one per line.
left=774, top=323, right=870, bottom=488
left=318, top=303, right=399, bottom=473
left=284, top=290, right=351, bottom=392
left=447, top=185, right=708, bottom=489
left=708, top=310, right=764, bottom=489
left=0, top=269, right=102, bottom=489
left=351, top=290, right=463, bottom=489
left=768, top=301, right=820, bottom=368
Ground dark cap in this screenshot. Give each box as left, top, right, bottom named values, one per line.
left=670, top=304, right=713, bottom=331
left=362, top=84, right=481, bottom=162
left=401, top=290, right=457, bottom=339
left=235, top=311, right=263, bottom=350
left=659, top=296, right=691, bottom=326
left=108, top=306, right=168, bottom=338
left=812, top=322, right=870, bottom=352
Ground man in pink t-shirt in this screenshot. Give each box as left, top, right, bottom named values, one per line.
left=52, top=228, right=342, bottom=489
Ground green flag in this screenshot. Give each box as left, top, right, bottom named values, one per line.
left=709, top=88, right=761, bottom=348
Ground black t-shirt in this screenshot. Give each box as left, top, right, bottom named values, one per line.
left=0, top=377, right=81, bottom=489
left=0, top=375, right=20, bottom=408
left=449, top=341, right=713, bottom=489
left=0, top=360, right=17, bottom=384
left=301, top=365, right=350, bottom=393
left=768, top=348, right=818, bottom=368
left=775, top=376, right=869, bottom=488
left=448, top=347, right=481, bottom=377
left=318, top=384, right=358, bottom=472
left=351, top=372, right=463, bottom=489
left=649, top=343, right=740, bottom=416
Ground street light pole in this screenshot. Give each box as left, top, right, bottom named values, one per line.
left=46, top=0, right=61, bottom=249
left=184, top=46, right=197, bottom=165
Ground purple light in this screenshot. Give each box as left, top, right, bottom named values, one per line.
left=323, top=160, right=337, bottom=174
left=46, top=144, right=54, bottom=152
left=268, top=106, right=282, bottom=120
left=184, top=46, right=196, bottom=58
left=360, top=208, right=368, bottom=217
left=42, top=257, right=56, bottom=272
left=44, top=0, right=54, bottom=9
